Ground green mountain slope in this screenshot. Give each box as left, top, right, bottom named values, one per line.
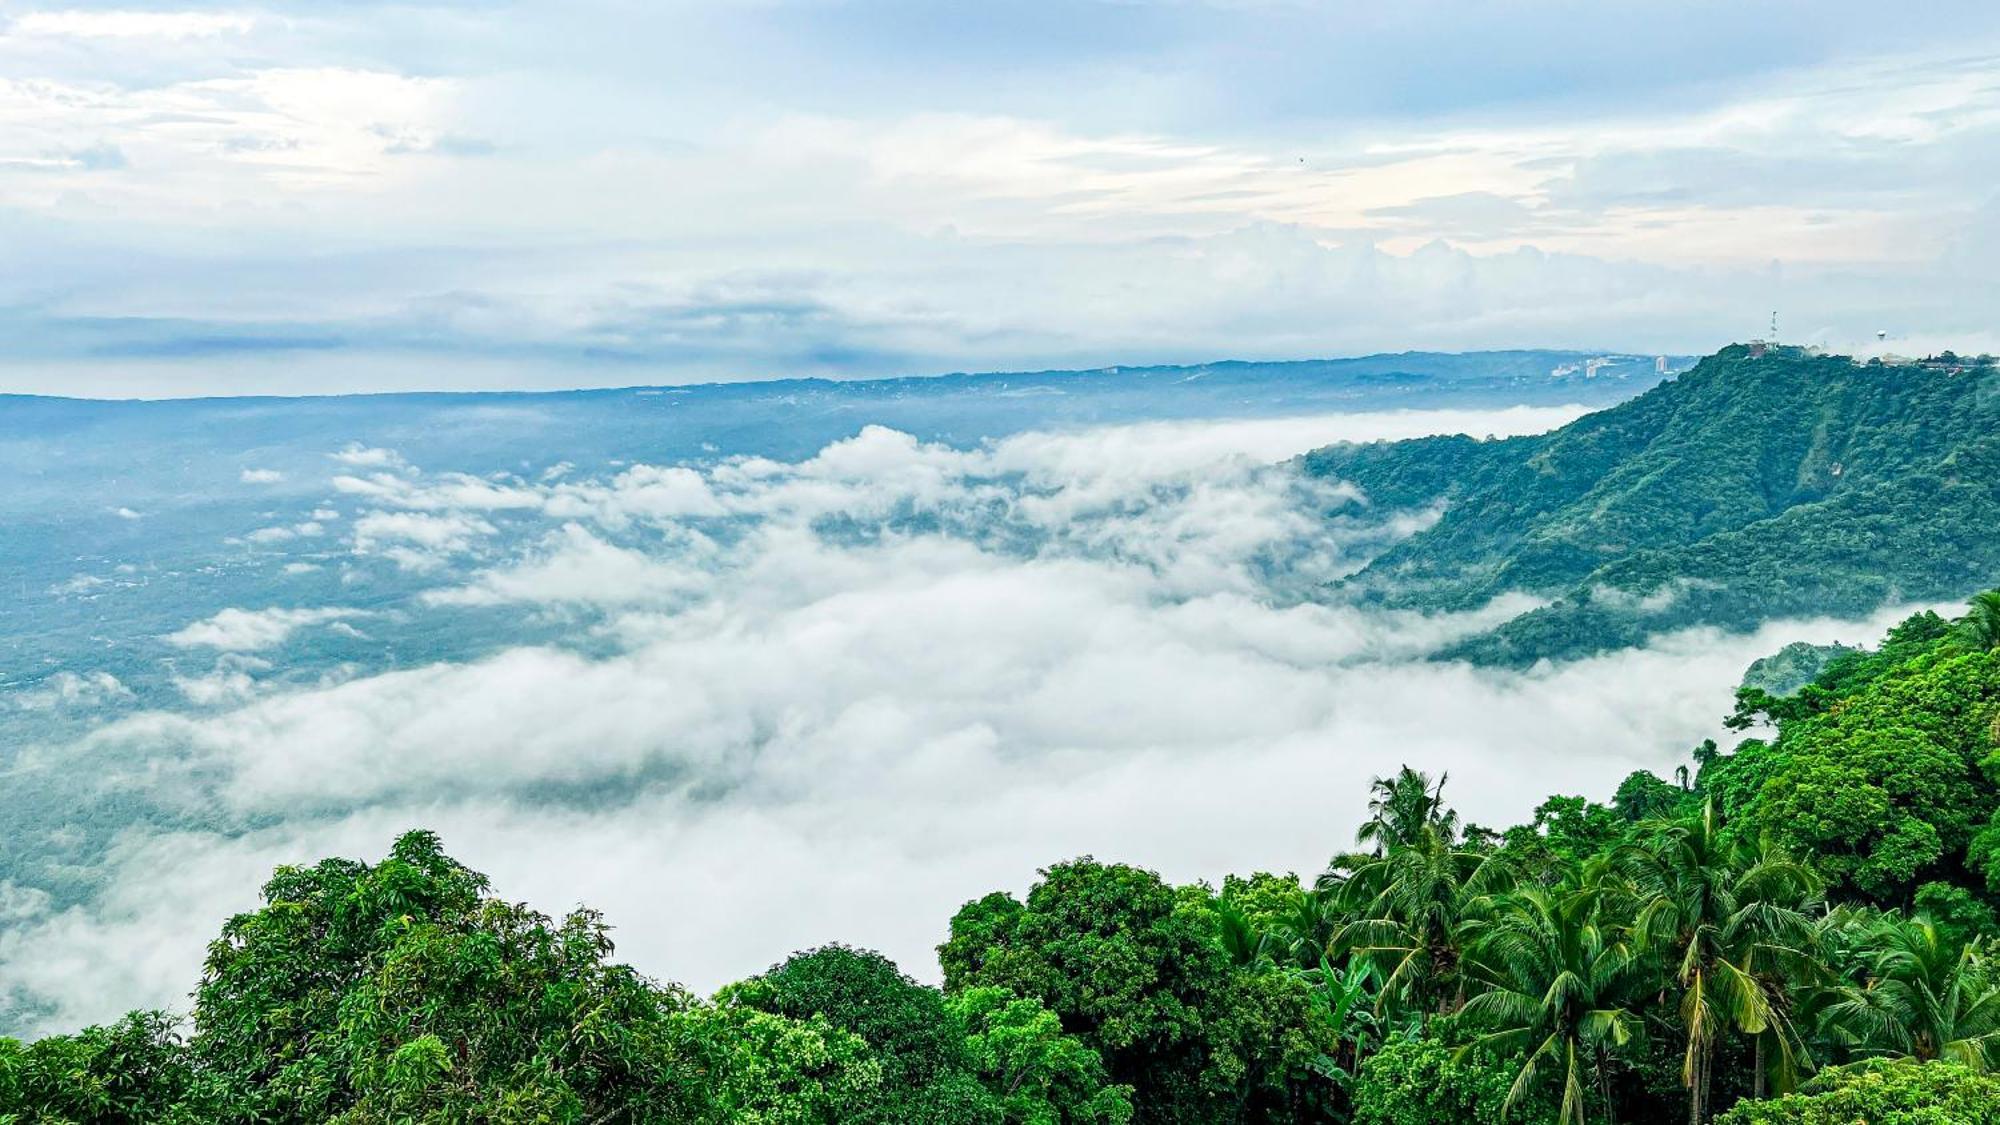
left=1301, top=344, right=2000, bottom=664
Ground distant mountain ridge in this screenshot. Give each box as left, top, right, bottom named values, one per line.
left=3, top=347, right=1677, bottom=405
left=1302, top=344, right=2000, bottom=664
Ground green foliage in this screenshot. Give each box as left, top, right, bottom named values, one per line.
left=1331, top=774, right=1502, bottom=1017
left=1741, top=642, right=1858, bottom=698
left=192, top=830, right=487, bottom=1120
left=1612, top=770, right=1686, bottom=822
left=1717, top=630, right=2000, bottom=903
left=1304, top=346, right=2000, bottom=664
left=1628, top=803, right=1824, bottom=1119
left=941, top=858, right=1338, bottom=1123
left=1818, top=916, right=2000, bottom=1070
left=1350, top=1036, right=1539, bottom=1125
left=1960, top=590, right=2000, bottom=652
left=330, top=903, right=706, bottom=1124
left=668, top=1005, right=885, bottom=1124
left=0, top=1011, right=220, bottom=1124
left=949, top=987, right=1134, bottom=1125
left=1713, top=1059, right=2000, bottom=1124
left=192, top=829, right=709, bottom=1124
left=1912, top=883, right=1999, bottom=946
left=1458, top=885, right=1641, bottom=1125
left=726, top=945, right=995, bottom=1123
left=1498, top=796, right=1629, bottom=874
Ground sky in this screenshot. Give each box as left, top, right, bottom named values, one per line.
left=5, top=1, right=2000, bottom=396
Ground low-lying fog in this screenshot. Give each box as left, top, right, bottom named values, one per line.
left=0, top=404, right=1915, bottom=1034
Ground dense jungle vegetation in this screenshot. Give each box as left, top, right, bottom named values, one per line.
left=7, top=589, right=2000, bottom=1123
left=1302, top=346, right=2000, bottom=666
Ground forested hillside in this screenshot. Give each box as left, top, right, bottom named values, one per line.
left=8, top=590, right=2000, bottom=1123
left=1303, top=345, right=2000, bottom=664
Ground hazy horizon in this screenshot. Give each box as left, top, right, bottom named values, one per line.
left=4, top=345, right=1690, bottom=402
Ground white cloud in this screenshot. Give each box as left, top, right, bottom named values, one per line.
left=424, top=523, right=711, bottom=608
left=350, top=510, right=495, bottom=570
left=8, top=601, right=1916, bottom=1035
left=239, top=468, right=285, bottom=484
left=335, top=471, right=544, bottom=512
left=243, top=521, right=324, bottom=543
left=329, top=445, right=407, bottom=469
left=164, top=606, right=368, bottom=652
left=8, top=671, right=133, bottom=713
left=0, top=404, right=1924, bottom=1034
left=49, top=574, right=110, bottom=597
left=172, top=654, right=272, bottom=706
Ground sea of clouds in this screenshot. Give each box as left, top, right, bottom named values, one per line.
left=0, top=404, right=1918, bottom=1035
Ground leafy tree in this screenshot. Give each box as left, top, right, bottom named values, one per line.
left=941, top=858, right=1336, bottom=1123
left=192, top=831, right=491, bottom=1121
left=726, top=944, right=995, bottom=1123
left=1350, top=1035, right=1548, bottom=1125
left=1713, top=1059, right=2000, bottom=1124
left=192, top=830, right=709, bottom=1124
left=1223, top=877, right=1342, bottom=971
left=1912, top=882, right=1999, bottom=947
left=0, top=1011, right=222, bottom=1124
left=329, top=902, right=706, bottom=1123
left=670, top=1004, right=885, bottom=1124
left=1740, top=643, right=2000, bottom=901
left=1498, top=797, right=1630, bottom=877
left=948, top=987, right=1134, bottom=1125
left=1613, top=771, right=1684, bottom=823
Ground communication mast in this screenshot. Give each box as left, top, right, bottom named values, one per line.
left=1750, top=310, right=1780, bottom=357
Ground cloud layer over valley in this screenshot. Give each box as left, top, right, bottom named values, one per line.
left=0, top=403, right=1922, bottom=1034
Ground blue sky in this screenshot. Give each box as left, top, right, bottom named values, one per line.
left=6, top=1, right=2000, bottom=395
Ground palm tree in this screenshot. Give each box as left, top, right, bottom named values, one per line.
left=1264, top=883, right=1346, bottom=970
left=1357, top=766, right=1457, bottom=856
left=1215, top=899, right=1274, bottom=967
left=1956, top=590, right=2000, bottom=651
left=1821, top=915, right=2000, bottom=1069
left=1332, top=818, right=1508, bottom=1018
left=1625, top=802, right=1822, bottom=1123
left=1459, top=884, right=1643, bottom=1125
